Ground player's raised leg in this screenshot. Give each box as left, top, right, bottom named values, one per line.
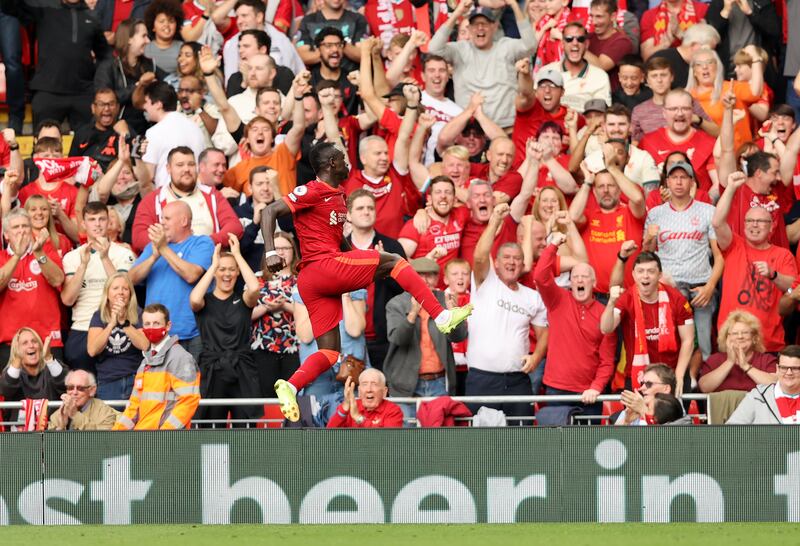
left=274, top=327, right=342, bottom=422
left=376, top=252, right=473, bottom=333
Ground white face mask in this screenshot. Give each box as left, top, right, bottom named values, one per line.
left=143, top=110, right=152, bottom=122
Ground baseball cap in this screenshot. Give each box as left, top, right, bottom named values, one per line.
left=534, top=68, right=563, bottom=88
left=411, top=258, right=440, bottom=275
left=666, top=161, right=694, bottom=178
left=382, top=83, right=407, bottom=99
left=583, top=99, right=608, bottom=114
left=468, top=7, right=497, bottom=22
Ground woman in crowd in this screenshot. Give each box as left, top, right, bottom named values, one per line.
left=143, top=0, right=184, bottom=75
left=698, top=311, right=777, bottom=393
left=191, top=234, right=261, bottom=426
left=94, top=19, right=156, bottom=135
left=686, top=47, right=763, bottom=151
left=23, top=195, right=72, bottom=257
left=0, top=328, right=67, bottom=426
left=164, top=42, right=210, bottom=94
left=250, top=232, right=299, bottom=399
left=87, top=273, right=149, bottom=400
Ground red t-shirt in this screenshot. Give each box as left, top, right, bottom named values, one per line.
left=364, top=0, right=415, bottom=50
left=614, top=284, right=694, bottom=377
left=111, top=0, right=135, bottom=32
left=536, top=155, right=572, bottom=191
left=512, top=103, right=571, bottom=168
left=283, top=179, right=348, bottom=266
left=719, top=234, right=798, bottom=351
left=397, top=209, right=466, bottom=287
left=699, top=352, right=777, bottom=392
left=373, top=109, right=402, bottom=163
left=183, top=1, right=238, bottom=41
left=0, top=133, right=11, bottom=168
left=588, top=30, right=633, bottom=89
left=448, top=290, right=470, bottom=365
left=327, top=399, right=404, bottom=428
left=640, top=1, right=708, bottom=46
left=580, top=201, right=644, bottom=294
left=18, top=181, right=79, bottom=239
left=469, top=163, right=523, bottom=200
left=0, top=246, right=64, bottom=346
left=639, top=128, right=716, bottom=192
left=343, top=166, right=419, bottom=239
left=727, top=184, right=791, bottom=249
left=339, top=115, right=363, bottom=170
left=459, top=214, right=518, bottom=267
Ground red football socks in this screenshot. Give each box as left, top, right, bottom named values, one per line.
left=390, top=259, right=445, bottom=319
left=288, top=349, right=340, bottom=391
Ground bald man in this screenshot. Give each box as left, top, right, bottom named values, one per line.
left=129, top=197, right=215, bottom=363
left=468, top=137, right=524, bottom=201
left=533, top=232, right=616, bottom=419
left=229, top=53, right=278, bottom=124
left=48, top=370, right=118, bottom=431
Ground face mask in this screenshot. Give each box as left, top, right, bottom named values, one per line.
left=142, top=327, right=167, bottom=344
left=143, top=110, right=152, bottom=122
left=112, top=182, right=140, bottom=201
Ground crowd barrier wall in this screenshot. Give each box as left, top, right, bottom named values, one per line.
left=1, top=427, right=798, bottom=525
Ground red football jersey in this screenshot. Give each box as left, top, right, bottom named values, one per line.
left=343, top=166, right=418, bottom=239
left=283, top=180, right=348, bottom=266
left=639, top=128, right=716, bottom=192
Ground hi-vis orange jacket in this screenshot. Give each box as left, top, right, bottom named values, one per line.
left=113, top=336, right=201, bottom=430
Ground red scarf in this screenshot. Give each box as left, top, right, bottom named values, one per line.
left=21, top=398, right=49, bottom=431
left=534, top=8, right=571, bottom=73
left=33, top=156, right=101, bottom=187
left=775, top=384, right=800, bottom=424
left=651, top=0, right=697, bottom=47
left=630, top=283, right=677, bottom=389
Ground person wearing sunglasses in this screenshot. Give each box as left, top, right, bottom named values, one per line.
left=613, top=363, right=678, bottom=425
left=540, top=22, right=611, bottom=114
left=727, top=345, right=800, bottom=424
left=48, top=370, right=118, bottom=431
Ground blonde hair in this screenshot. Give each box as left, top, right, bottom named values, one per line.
left=23, top=195, right=61, bottom=250
left=6, top=328, right=46, bottom=374
left=718, top=310, right=765, bottom=353
left=106, top=207, right=124, bottom=242
left=533, top=186, right=568, bottom=232
left=733, top=46, right=768, bottom=67
left=442, top=145, right=470, bottom=162
left=99, top=273, right=140, bottom=325
left=686, top=48, right=724, bottom=103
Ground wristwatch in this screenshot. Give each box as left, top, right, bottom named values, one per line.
left=8, top=140, right=19, bottom=151
left=36, top=254, right=48, bottom=264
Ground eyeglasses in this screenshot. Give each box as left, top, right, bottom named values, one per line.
left=178, top=87, right=201, bottom=94
left=640, top=381, right=666, bottom=389
left=66, top=385, right=92, bottom=392
left=93, top=101, right=117, bottom=109
left=744, top=218, right=772, bottom=225
left=563, top=35, right=587, bottom=43
left=664, top=106, right=692, bottom=113
left=777, top=365, right=800, bottom=374
left=319, top=42, right=344, bottom=49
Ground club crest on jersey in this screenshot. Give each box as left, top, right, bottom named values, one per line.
left=329, top=211, right=347, bottom=225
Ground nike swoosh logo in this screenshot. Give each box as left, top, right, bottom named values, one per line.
left=233, top=299, right=241, bottom=304
left=657, top=150, right=670, bottom=155
left=324, top=197, right=333, bottom=202
left=78, top=143, right=89, bottom=149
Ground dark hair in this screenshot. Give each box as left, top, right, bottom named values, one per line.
left=780, top=345, right=800, bottom=359
left=144, top=81, right=178, bottom=112
left=315, top=79, right=340, bottom=94
left=256, top=86, right=282, bottom=104
left=606, top=103, right=631, bottom=120
left=235, top=0, right=266, bottom=15
left=618, top=54, right=645, bottom=71
left=633, top=251, right=662, bottom=272
left=652, top=393, right=684, bottom=424
left=347, top=188, right=376, bottom=210
left=199, top=147, right=226, bottom=165
left=248, top=165, right=274, bottom=187
left=769, top=104, right=796, bottom=119
left=167, top=146, right=196, bottom=163
left=563, top=21, right=587, bottom=35
left=429, top=175, right=455, bottom=193
left=83, top=201, right=109, bottom=217
left=645, top=56, right=673, bottom=74
left=34, top=136, right=62, bottom=154
left=660, top=151, right=689, bottom=182
left=143, top=303, right=170, bottom=322
left=144, top=0, right=184, bottom=38
left=34, top=119, right=62, bottom=140
left=114, top=19, right=150, bottom=77
left=745, top=151, right=777, bottom=177
left=241, top=29, right=271, bottom=51
left=314, top=26, right=345, bottom=48
left=309, top=141, right=343, bottom=175
left=94, top=88, right=119, bottom=102
left=536, top=120, right=564, bottom=138
left=643, top=363, right=676, bottom=394
left=422, top=54, right=448, bottom=70
left=590, top=0, right=617, bottom=13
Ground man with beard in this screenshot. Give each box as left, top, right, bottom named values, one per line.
left=295, top=0, right=368, bottom=66
left=259, top=141, right=473, bottom=421
left=69, top=89, right=130, bottom=172
left=541, top=23, right=612, bottom=113
left=639, top=89, right=717, bottom=193
left=585, top=0, right=633, bottom=89
left=309, top=27, right=361, bottom=115
left=569, top=161, right=646, bottom=298
left=225, top=29, right=295, bottom=99
left=228, top=53, right=279, bottom=125
left=132, top=147, right=243, bottom=253
left=398, top=177, right=463, bottom=288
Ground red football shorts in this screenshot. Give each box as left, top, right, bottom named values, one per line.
left=297, top=249, right=380, bottom=338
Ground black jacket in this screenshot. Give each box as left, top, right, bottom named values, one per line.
left=94, top=56, right=164, bottom=134
left=1, top=0, right=110, bottom=94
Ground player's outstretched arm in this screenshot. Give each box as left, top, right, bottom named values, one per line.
left=261, top=199, right=292, bottom=272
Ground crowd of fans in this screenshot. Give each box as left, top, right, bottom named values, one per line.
left=0, top=0, right=799, bottom=430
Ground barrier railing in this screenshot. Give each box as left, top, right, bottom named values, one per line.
left=0, top=393, right=711, bottom=428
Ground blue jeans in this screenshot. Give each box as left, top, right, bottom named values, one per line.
left=179, top=336, right=203, bottom=365
left=544, top=386, right=603, bottom=419
left=399, top=376, right=448, bottom=426
left=529, top=358, right=546, bottom=395
left=0, top=7, right=24, bottom=129
left=97, top=374, right=135, bottom=401
left=676, top=282, right=717, bottom=360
